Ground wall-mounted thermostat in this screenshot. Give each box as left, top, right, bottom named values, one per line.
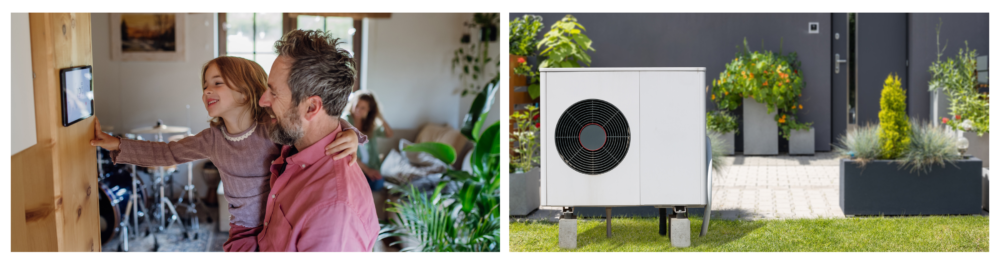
left=809, top=22, right=820, bottom=34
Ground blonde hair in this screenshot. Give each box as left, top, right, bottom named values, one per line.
left=200, top=56, right=270, bottom=127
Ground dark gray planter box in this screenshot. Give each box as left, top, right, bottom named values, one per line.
left=509, top=168, right=540, bottom=216
left=839, top=157, right=983, bottom=216
left=964, top=131, right=988, bottom=168
left=789, top=127, right=815, bottom=155
left=742, top=98, right=777, bottom=155
left=710, top=130, right=735, bottom=155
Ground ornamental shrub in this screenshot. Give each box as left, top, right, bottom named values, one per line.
left=877, top=74, right=910, bottom=159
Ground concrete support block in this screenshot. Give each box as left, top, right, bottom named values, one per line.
left=670, top=217, right=691, bottom=248
left=559, top=218, right=577, bottom=249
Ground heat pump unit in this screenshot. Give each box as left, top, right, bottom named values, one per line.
left=540, top=68, right=712, bottom=248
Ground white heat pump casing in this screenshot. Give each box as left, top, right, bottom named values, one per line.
left=541, top=68, right=706, bottom=207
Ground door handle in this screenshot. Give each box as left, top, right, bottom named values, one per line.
left=835, top=53, right=848, bottom=74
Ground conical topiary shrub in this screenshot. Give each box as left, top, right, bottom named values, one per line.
left=878, top=73, right=911, bottom=159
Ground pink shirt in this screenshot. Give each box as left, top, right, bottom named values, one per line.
left=257, top=123, right=380, bottom=252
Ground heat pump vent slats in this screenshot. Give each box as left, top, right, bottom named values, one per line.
left=554, top=99, right=631, bottom=175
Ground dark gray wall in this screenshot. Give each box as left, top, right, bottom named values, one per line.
left=908, top=13, right=989, bottom=122
left=513, top=13, right=833, bottom=151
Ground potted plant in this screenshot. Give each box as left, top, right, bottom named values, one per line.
left=509, top=105, right=540, bottom=216
left=706, top=110, right=737, bottom=155
left=474, top=13, right=499, bottom=42
left=710, top=38, right=811, bottom=155
left=509, top=15, right=544, bottom=115
left=453, top=13, right=500, bottom=97
left=939, top=43, right=989, bottom=168
left=928, top=19, right=954, bottom=123
left=534, top=14, right=595, bottom=99
left=836, top=74, right=982, bottom=216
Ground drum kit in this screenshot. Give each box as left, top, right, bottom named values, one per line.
left=97, top=119, right=208, bottom=251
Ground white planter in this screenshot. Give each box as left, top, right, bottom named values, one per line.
left=710, top=130, right=735, bottom=155
left=742, top=98, right=778, bottom=155
left=509, top=168, right=540, bottom=216
left=789, top=127, right=815, bottom=155
left=964, top=131, right=989, bottom=168
left=930, top=87, right=951, bottom=124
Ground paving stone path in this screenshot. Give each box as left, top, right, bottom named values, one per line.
left=710, top=152, right=844, bottom=220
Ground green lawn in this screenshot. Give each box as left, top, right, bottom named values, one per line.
left=509, top=216, right=988, bottom=252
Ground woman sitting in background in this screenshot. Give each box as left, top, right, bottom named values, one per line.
left=339, top=90, right=394, bottom=191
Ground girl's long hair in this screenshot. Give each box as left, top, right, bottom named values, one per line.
left=201, top=56, right=270, bottom=127
left=348, top=90, right=380, bottom=135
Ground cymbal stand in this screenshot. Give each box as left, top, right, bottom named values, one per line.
left=119, top=164, right=150, bottom=251
left=154, top=131, right=180, bottom=232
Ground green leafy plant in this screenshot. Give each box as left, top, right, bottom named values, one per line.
left=835, top=124, right=881, bottom=164
left=460, top=75, right=499, bottom=141
left=877, top=74, right=911, bottom=160
left=941, top=43, right=989, bottom=135
left=509, top=15, right=543, bottom=57
left=509, top=105, right=539, bottom=173
left=380, top=121, right=501, bottom=252
left=452, top=13, right=500, bottom=97
left=706, top=110, right=739, bottom=134
left=537, top=14, right=594, bottom=69
left=928, top=18, right=954, bottom=92
left=710, top=38, right=810, bottom=139
left=900, top=120, right=960, bottom=175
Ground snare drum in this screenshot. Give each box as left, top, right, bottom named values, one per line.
left=98, top=171, right=146, bottom=244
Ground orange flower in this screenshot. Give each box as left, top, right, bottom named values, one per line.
left=517, top=57, right=526, bottom=64
left=779, top=114, right=787, bottom=123
left=742, top=71, right=746, bottom=77
left=763, top=80, right=768, bottom=86
left=712, top=94, right=716, bottom=100
left=724, top=91, right=729, bottom=96
left=799, top=104, right=803, bottom=109
left=749, top=73, right=754, bottom=79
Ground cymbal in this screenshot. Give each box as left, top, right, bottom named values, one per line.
left=131, top=125, right=190, bottom=134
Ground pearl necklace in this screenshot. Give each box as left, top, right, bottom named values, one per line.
left=222, top=122, right=257, bottom=142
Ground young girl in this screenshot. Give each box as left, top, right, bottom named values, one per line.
left=342, top=90, right=393, bottom=192
left=90, top=56, right=366, bottom=252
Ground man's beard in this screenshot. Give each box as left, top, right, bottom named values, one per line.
left=267, top=106, right=305, bottom=146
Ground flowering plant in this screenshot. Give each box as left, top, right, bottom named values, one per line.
left=710, top=38, right=811, bottom=139
left=509, top=105, right=540, bottom=173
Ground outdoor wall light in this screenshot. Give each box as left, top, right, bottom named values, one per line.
left=808, top=22, right=819, bottom=34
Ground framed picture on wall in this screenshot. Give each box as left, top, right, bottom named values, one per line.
left=110, top=13, right=186, bottom=61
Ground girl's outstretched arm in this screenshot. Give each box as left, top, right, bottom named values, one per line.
left=106, top=124, right=215, bottom=167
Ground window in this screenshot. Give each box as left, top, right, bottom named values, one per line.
left=297, top=15, right=356, bottom=56
left=218, top=13, right=374, bottom=91
left=221, top=13, right=283, bottom=74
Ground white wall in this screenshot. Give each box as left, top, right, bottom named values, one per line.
left=11, top=13, right=37, bottom=155
left=92, top=13, right=217, bottom=198
left=363, top=13, right=499, bottom=134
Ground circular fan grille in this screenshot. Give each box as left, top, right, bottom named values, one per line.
left=555, top=99, right=631, bottom=175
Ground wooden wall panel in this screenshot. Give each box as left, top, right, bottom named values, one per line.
left=12, top=13, right=99, bottom=252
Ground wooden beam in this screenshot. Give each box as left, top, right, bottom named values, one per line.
left=286, top=13, right=391, bottom=20
left=14, top=12, right=100, bottom=252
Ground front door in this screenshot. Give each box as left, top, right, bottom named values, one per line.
left=855, top=13, right=909, bottom=126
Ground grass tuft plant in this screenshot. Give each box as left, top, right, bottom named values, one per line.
left=900, top=119, right=961, bottom=175
left=835, top=124, right=881, bottom=165
left=708, top=131, right=729, bottom=172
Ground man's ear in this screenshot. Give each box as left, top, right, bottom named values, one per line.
left=303, top=95, right=325, bottom=121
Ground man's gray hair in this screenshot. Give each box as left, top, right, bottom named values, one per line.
left=274, top=30, right=356, bottom=117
